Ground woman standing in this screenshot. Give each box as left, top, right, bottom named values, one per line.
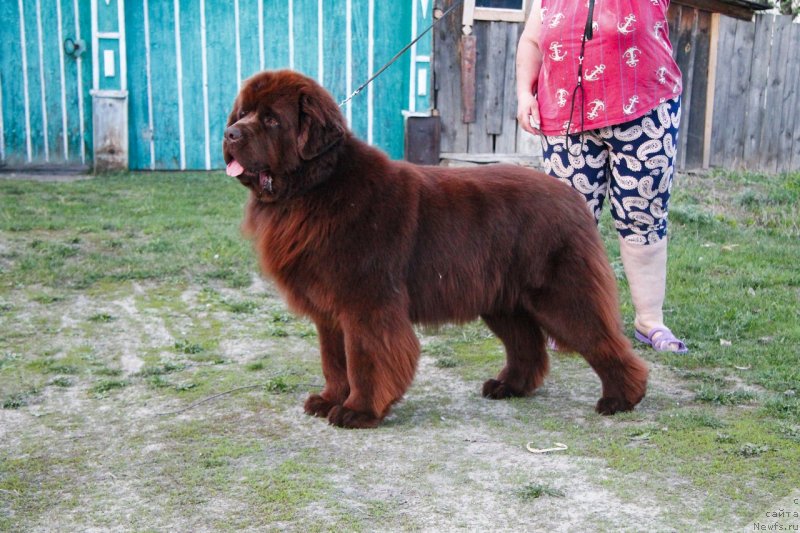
left=516, top=0, right=687, bottom=353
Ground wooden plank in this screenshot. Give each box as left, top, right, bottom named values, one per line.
left=238, top=0, right=262, bottom=81
left=147, top=0, right=182, bottom=169
left=41, top=0, right=66, bottom=163
left=63, top=3, right=89, bottom=163
left=78, top=0, right=93, bottom=163
left=774, top=19, right=799, bottom=172
left=124, top=0, right=150, bottom=169
left=460, top=34, right=477, bottom=123
left=177, top=1, right=206, bottom=170
left=473, top=7, right=527, bottom=23
left=466, top=22, right=492, bottom=153
left=760, top=15, right=793, bottom=173
left=349, top=0, right=371, bottom=140
left=22, top=0, right=46, bottom=163
left=709, top=13, right=736, bottom=168
left=672, top=6, right=698, bottom=170
left=722, top=17, right=755, bottom=169
left=702, top=13, right=719, bottom=169
left=434, top=0, right=469, bottom=153
left=322, top=0, right=346, bottom=102
left=208, top=0, right=247, bottom=168
left=263, top=0, right=290, bottom=70
left=0, top=0, right=26, bottom=165
left=672, top=0, right=755, bottom=21
left=741, top=14, right=772, bottom=169
left=496, top=22, right=521, bottom=154
left=440, top=151, right=539, bottom=166
left=789, top=25, right=800, bottom=172
left=373, top=0, right=411, bottom=159
left=484, top=21, right=507, bottom=135
left=292, top=0, right=318, bottom=78
left=684, top=10, right=711, bottom=170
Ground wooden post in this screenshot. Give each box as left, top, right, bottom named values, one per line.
left=703, top=13, right=719, bottom=169
left=460, top=34, right=477, bottom=123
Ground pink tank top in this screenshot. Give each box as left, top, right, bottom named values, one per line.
left=536, top=0, right=682, bottom=135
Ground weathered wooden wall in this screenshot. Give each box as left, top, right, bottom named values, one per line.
left=0, top=0, right=93, bottom=169
left=434, top=0, right=539, bottom=163
left=710, top=14, right=800, bottom=173
left=123, top=0, right=419, bottom=169
left=668, top=4, right=713, bottom=171
left=433, top=3, right=800, bottom=174
left=1, top=0, right=431, bottom=171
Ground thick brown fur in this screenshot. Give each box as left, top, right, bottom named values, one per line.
left=222, top=70, right=648, bottom=429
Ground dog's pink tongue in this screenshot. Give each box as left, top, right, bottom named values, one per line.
left=226, top=160, right=245, bottom=177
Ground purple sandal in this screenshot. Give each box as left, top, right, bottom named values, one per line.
left=635, top=326, right=688, bottom=354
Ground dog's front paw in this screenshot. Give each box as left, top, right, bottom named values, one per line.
left=327, top=405, right=382, bottom=429
left=595, top=396, right=635, bottom=415
left=304, top=394, right=339, bottom=418
left=482, top=378, right=526, bottom=399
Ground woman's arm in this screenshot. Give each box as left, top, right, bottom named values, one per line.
left=516, top=0, right=544, bottom=135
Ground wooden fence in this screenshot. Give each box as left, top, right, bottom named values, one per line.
left=433, top=3, right=800, bottom=174
left=710, top=14, right=800, bottom=173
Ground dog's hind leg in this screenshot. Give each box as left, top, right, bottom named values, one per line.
left=480, top=313, right=549, bottom=399
left=305, top=319, right=350, bottom=418
left=327, top=311, right=420, bottom=429
left=529, top=283, right=649, bottom=415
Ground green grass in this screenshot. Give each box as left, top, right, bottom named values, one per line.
left=0, top=170, right=799, bottom=530
left=0, top=172, right=256, bottom=289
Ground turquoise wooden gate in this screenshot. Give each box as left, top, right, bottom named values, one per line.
left=1, top=0, right=432, bottom=170
left=0, top=0, right=93, bottom=169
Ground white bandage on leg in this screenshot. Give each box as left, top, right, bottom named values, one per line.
left=619, top=236, right=667, bottom=336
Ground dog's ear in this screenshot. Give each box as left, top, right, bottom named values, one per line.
left=297, top=91, right=345, bottom=161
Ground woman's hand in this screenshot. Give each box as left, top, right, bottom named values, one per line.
left=515, top=0, right=543, bottom=136
left=517, top=92, right=541, bottom=136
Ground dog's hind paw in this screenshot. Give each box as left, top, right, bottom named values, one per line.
left=595, top=396, right=635, bottom=415
left=304, top=394, right=339, bottom=418
left=327, top=405, right=382, bottom=429
left=482, top=379, right=527, bottom=400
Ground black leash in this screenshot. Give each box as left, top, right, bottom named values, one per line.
left=339, top=0, right=464, bottom=108
left=564, top=0, right=596, bottom=156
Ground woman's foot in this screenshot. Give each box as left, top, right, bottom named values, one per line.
left=634, top=325, right=688, bottom=353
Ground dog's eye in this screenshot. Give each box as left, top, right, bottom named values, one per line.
left=238, top=110, right=247, bottom=119
left=263, top=116, right=279, bottom=128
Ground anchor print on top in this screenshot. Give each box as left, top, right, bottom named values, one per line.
left=548, top=12, right=565, bottom=28
left=618, top=14, right=637, bottom=34
left=556, top=88, right=569, bottom=108
left=549, top=42, right=567, bottom=61
left=653, top=21, right=665, bottom=41
left=623, top=95, right=640, bottom=115
left=534, top=1, right=682, bottom=135
left=624, top=47, right=641, bottom=67
left=584, top=64, right=606, bottom=81
left=587, top=100, right=605, bottom=120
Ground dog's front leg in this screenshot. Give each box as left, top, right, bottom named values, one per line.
left=304, top=319, right=349, bottom=418
left=327, top=312, right=420, bottom=429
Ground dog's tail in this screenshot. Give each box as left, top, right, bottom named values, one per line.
left=530, top=213, right=649, bottom=412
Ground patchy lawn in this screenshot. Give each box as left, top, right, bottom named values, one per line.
left=1, top=170, right=798, bottom=531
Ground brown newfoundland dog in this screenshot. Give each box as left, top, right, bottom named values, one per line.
left=222, top=70, right=648, bottom=429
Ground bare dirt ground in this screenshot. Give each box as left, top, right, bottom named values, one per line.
left=3, top=170, right=799, bottom=532
left=1, top=273, right=777, bottom=532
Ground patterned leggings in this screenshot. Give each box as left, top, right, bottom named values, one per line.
left=541, top=97, right=681, bottom=245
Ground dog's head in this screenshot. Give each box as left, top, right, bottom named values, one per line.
left=222, top=70, right=347, bottom=202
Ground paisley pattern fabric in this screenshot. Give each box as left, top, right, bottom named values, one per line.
left=537, top=0, right=682, bottom=135
left=541, top=96, right=681, bottom=244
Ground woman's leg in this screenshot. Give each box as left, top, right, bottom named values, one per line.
left=603, top=97, right=687, bottom=353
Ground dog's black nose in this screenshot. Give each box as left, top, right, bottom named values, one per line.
left=225, top=126, right=243, bottom=142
